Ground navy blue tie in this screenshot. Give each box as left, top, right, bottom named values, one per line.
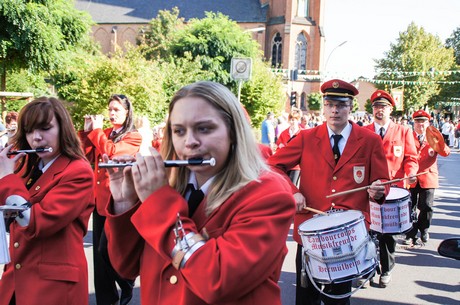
left=187, top=184, right=204, bottom=217
left=332, top=134, right=342, bottom=163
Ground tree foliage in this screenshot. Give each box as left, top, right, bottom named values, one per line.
left=139, top=8, right=285, bottom=127
left=137, top=7, right=184, bottom=61
left=240, top=59, right=285, bottom=127
left=0, top=0, right=94, bottom=90
left=169, top=11, right=262, bottom=86
left=375, top=22, right=455, bottom=111
left=55, top=47, right=212, bottom=130
left=307, top=92, right=322, bottom=111
left=446, top=27, right=460, bottom=65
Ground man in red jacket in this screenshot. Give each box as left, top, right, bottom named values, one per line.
left=364, top=90, right=418, bottom=288
left=268, top=79, right=389, bottom=305
left=404, top=110, right=450, bottom=245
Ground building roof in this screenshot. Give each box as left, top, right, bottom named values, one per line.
left=75, top=0, right=268, bottom=24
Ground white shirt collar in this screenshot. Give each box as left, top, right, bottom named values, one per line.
left=327, top=122, right=352, bottom=141
left=374, top=121, right=391, bottom=133
left=187, top=172, right=215, bottom=196
left=40, top=154, right=61, bottom=173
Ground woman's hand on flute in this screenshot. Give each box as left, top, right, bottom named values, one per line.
left=131, top=147, right=168, bottom=202
left=0, top=145, right=25, bottom=179
left=102, top=154, right=139, bottom=214
left=367, top=179, right=385, bottom=200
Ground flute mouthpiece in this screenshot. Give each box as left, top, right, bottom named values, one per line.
left=209, top=158, right=216, bottom=166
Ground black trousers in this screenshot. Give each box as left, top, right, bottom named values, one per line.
left=93, top=210, right=134, bottom=305
left=295, top=244, right=351, bottom=305
left=406, top=184, right=435, bottom=238
left=377, top=234, right=395, bottom=274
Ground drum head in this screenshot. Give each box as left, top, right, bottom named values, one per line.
left=299, top=210, right=363, bottom=233
left=387, top=187, right=410, bottom=201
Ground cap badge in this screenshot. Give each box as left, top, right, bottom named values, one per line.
left=332, top=81, right=339, bottom=88
left=377, top=92, right=382, bottom=97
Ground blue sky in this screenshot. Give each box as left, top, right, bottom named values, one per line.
left=322, top=0, right=460, bottom=81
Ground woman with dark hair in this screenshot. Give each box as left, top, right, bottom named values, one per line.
left=79, top=94, right=141, bottom=305
left=103, top=81, right=295, bottom=305
left=0, top=97, right=94, bottom=305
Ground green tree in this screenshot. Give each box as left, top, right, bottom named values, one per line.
left=375, top=22, right=455, bottom=111
left=169, top=11, right=261, bottom=86
left=240, top=59, right=285, bottom=127
left=140, top=9, right=285, bottom=127
left=446, top=27, right=460, bottom=65
left=137, top=7, right=184, bottom=60
left=307, top=92, right=322, bottom=111
left=0, top=0, right=93, bottom=86
left=55, top=47, right=212, bottom=130
left=0, top=0, right=94, bottom=112
left=437, top=27, right=460, bottom=108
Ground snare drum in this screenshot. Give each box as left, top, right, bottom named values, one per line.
left=370, top=187, right=412, bottom=234
left=298, top=210, right=377, bottom=284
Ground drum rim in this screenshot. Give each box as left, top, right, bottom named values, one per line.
left=299, top=214, right=365, bottom=236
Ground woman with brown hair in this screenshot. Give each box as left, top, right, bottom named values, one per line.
left=0, top=97, right=94, bottom=305
left=79, top=94, right=141, bottom=305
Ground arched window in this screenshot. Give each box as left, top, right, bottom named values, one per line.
left=295, top=33, right=307, bottom=70
left=271, top=33, right=282, bottom=68
left=300, top=92, right=307, bottom=110
left=297, top=0, right=310, bottom=17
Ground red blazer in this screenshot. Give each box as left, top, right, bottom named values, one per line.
left=410, top=131, right=450, bottom=189
left=364, top=122, right=418, bottom=188
left=0, top=156, right=94, bottom=305
left=268, top=122, right=390, bottom=244
left=275, top=127, right=303, bottom=171
left=79, top=128, right=142, bottom=215
left=105, top=171, right=295, bottom=305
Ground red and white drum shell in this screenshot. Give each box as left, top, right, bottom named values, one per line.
left=298, top=210, right=377, bottom=284
left=370, top=187, right=412, bottom=234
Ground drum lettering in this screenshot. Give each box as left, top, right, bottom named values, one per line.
left=317, top=259, right=361, bottom=273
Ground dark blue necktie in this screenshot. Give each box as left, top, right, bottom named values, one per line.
left=187, top=184, right=204, bottom=217
left=332, top=134, right=342, bottom=163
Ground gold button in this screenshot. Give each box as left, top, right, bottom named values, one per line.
left=97, top=181, right=100, bottom=185
left=98, top=159, right=102, bottom=162
left=331, top=189, right=336, bottom=193
left=333, top=176, right=337, bottom=180
left=97, top=170, right=100, bottom=173
left=15, top=264, right=21, bottom=270
left=13, top=242, right=19, bottom=248
left=169, top=275, right=178, bottom=285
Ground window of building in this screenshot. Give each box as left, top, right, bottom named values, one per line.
left=297, top=0, right=310, bottom=17
left=271, top=33, right=283, bottom=68
left=300, top=92, right=307, bottom=110
left=294, top=33, right=307, bottom=70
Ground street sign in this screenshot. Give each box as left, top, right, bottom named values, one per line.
left=231, top=58, right=252, bottom=80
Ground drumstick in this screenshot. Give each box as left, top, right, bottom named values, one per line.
left=303, top=206, right=328, bottom=215
left=325, top=171, right=429, bottom=199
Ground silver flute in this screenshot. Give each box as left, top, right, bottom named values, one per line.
left=98, top=157, right=216, bottom=168
left=7, top=147, right=53, bottom=155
